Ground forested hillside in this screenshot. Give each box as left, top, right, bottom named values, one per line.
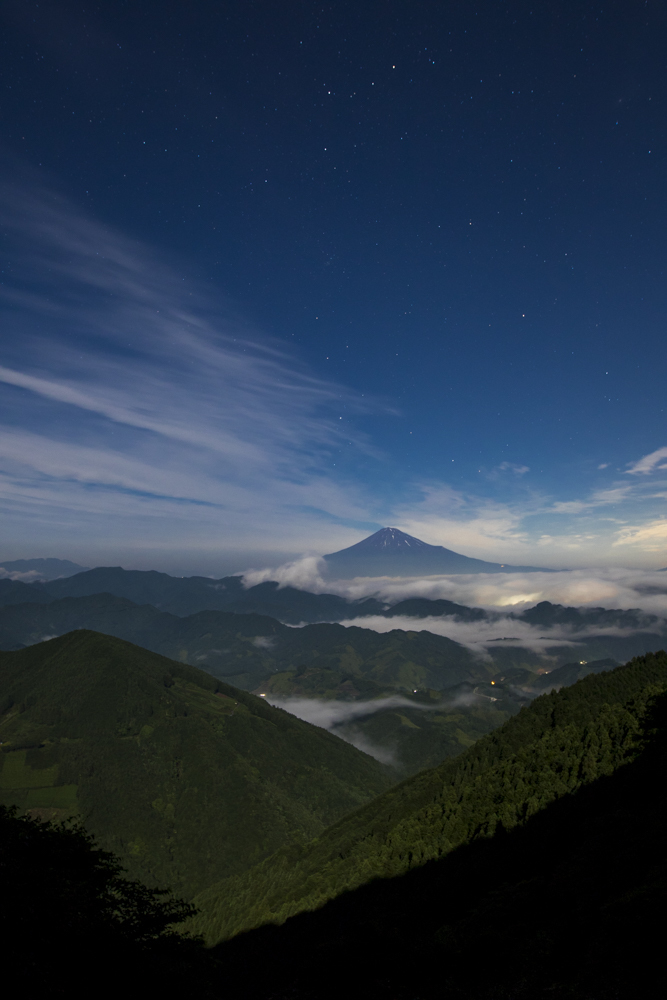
left=190, top=650, right=667, bottom=944
left=213, top=682, right=667, bottom=1000
left=0, top=631, right=392, bottom=898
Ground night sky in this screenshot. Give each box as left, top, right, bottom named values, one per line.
left=1, top=0, right=666, bottom=574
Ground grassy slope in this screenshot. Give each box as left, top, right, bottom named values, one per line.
left=190, top=650, right=667, bottom=944
left=0, top=631, right=393, bottom=899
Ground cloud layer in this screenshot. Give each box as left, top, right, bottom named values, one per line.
left=244, top=561, right=667, bottom=617
left=341, top=613, right=659, bottom=656
left=266, top=694, right=438, bottom=729
left=266, top=692, right=480, bottom=765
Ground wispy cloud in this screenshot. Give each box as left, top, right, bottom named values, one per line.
left=0, top=179, right=384, bottom=562
left=496, top=462, right=530, bottom=476
left=613, top=519, right=667, bottom=551
left=266, top=691, right=483, bottom=765
left=550, top=486, right=633, bottom=515
left=267, top=694, right=439, bottom=729
left=390, top=485, right=536, bottom=561
left=625, top=447, right=667, bottom=475
left=381, top=475, right=667, bottom=569
left=243, top=556, right=328, bottom=590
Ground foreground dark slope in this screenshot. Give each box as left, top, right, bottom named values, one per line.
left=5, top=690, right=667, bottom=1000
left=0, top=631, right=392, bottom=898
left=190, top=651, right=667, bottom=944
left=215, top=686, right=667, bottom=1000
left=0, top=805, right=206, bottom=999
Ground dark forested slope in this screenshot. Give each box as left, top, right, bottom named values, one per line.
left=0, top=631, right=392, bottom=899
left=190, top=651, right=667, bottom=944
left=214, top=684, right=667, bottom=1000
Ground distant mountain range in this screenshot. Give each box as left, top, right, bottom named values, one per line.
left=0, top=567, right=385, bottom=621
left=0, top=528, right=549, bottom=589
left=2, top=579, right=665, bottom=772
left=323, top=526, right=551, bottom=576
left=0, top=562, right=534, bottom=622
left=1, top=552, right=665, bottom=774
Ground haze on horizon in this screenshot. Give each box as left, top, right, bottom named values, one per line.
left=1, top=1, right=666, bottom=577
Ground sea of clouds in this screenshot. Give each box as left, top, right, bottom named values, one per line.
left=243, top=559, right=667, bottom=616
left=242, top=559, right=667, bottom=656
left=335, top=614, right=657, bottom=656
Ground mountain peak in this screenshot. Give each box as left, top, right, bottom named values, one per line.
left=348, top=527, right=434, bottom=552
left=323, top=528, right=549, bottom=578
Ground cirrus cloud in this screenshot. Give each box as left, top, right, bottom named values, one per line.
left=625, top=447, right=667, bottom=475
left=0, top=178, right=387, bottom=563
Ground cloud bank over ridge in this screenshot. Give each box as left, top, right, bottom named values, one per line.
left=244, top=561, right=667, bottom=618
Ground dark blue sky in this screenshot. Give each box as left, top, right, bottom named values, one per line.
left=1, top=0, right=666, bottom=573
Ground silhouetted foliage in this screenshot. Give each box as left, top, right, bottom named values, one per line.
left=0, top=805, right=212, bottom=996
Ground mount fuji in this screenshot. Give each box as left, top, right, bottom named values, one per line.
left=322, top=527, right=550, bottom=578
